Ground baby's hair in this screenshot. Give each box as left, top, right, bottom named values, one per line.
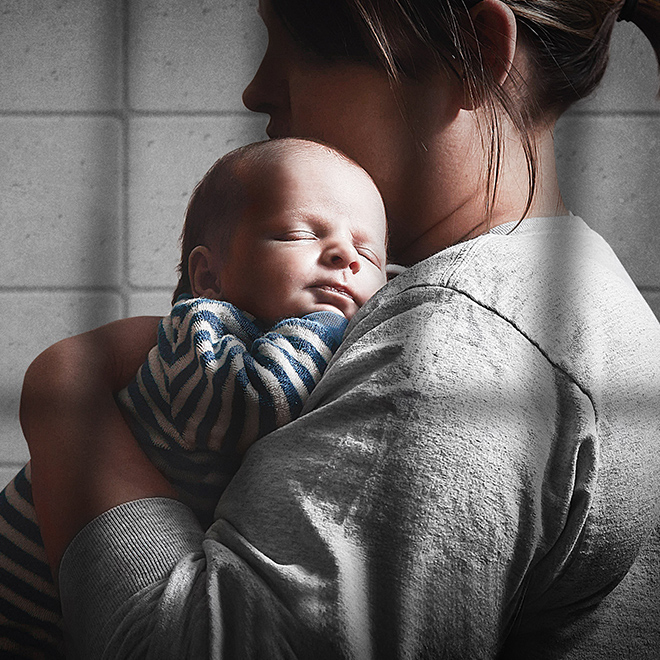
left=172, top=137, right=379, bottom=304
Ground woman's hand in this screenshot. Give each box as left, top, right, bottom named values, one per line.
left=20, top=316, right=177, bottom=576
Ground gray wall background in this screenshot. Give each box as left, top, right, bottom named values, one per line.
left=1, top=1, right=659, bottom=488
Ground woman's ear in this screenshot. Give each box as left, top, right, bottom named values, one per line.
left=188, top=245, right=222, bottom=299
left=467, top=0, right=517, bottom=89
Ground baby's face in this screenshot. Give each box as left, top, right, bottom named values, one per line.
left=215, top=150, right=388, bottom=324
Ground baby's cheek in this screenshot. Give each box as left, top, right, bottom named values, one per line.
left=371, top=271, right=388, bottom=295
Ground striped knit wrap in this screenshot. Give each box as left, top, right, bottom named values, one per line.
left=117, top=297, right=348, bottom=524
left=0, top=463, right=63, bottom=657
left=0, top=298, right=347, bottom=655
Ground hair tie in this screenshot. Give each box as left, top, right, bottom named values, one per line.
left=618, top=0, right=638, bottom=22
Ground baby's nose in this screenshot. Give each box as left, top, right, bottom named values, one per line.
left=328, top=244, right=360, bottom=274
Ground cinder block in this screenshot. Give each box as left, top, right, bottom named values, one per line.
left=0, top=0, right=121, bottom=111
left=129, top=0, right=266, bottom=111
left=0, top=291, right=122, bottom=463
left=128, top=291, right=176, bottom=318
left=127, top=114, right=267, bottom=288
left=555, top=115, right=660, bottom=288
left=0, top=117, right=122, bottom=287
left=571, top=21, right=659, bottom=114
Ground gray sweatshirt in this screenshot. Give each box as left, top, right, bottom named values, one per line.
left=60, top=216, right=660, bottom=659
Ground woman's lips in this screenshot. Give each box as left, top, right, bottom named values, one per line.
left=266, top=121, right=288, bottom=139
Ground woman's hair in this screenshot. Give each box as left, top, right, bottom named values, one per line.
left=270, top=0, right=660, bottom=220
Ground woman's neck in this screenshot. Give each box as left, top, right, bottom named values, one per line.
left=490, top=124, right=568, bottom=225
left=392, top=115, right=567, bottom=266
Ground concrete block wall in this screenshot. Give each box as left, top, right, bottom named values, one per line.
left=557, top=21, right=660, bottom=297
left=0, top=0, right=267, bottom=488
left=1, top=4, right=659, bottom=489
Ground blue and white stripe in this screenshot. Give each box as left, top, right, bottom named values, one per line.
left=0, top=464, right=64, bottom=658
left=0, top=297, right=346, bottom=654
left=118, top=297, right=347, bottom=522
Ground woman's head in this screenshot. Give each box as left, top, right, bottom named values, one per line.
left=261, top=0, right=659, bottom=115
left=244, top=0, right=660, bottom=260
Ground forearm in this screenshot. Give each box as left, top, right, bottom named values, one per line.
left=59, top=498, right=205, bottom=659
left=20, top=316, right=177, bottom=574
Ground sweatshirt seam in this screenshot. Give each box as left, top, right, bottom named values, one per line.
left=393, top=280, right=599, bottom=424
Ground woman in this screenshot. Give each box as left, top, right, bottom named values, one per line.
left=22, top=0, right=660, bottom=657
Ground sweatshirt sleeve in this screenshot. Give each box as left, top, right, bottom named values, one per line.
left=58, top=498, right=207, bottom=660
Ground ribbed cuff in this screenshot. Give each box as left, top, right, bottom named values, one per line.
left=59, top=498, right=204, bottom=649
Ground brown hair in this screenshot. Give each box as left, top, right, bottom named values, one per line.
left=510, top=0, right=660, bottom=113
left=270, top=0, right=660, bottom=221
left=172, top=137, right=377, bottom=304
left=172, top=146, right=247, bottom=304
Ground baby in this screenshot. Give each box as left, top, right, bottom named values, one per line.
left=0, top=138, right=388, bottom=656
left=120, top=137, right=388, bottom=525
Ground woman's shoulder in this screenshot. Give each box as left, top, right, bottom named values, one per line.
left=349, top=213, right=660, bottom=406
left=366, top=215, right=659, bottom=345
left=380, top=215, right=641, bottom=305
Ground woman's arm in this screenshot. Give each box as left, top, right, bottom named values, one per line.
left=53, top=285, right=572, bottom=659
left=20, top=315, right=177, bottom=574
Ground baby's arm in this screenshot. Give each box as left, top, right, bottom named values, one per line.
left=230, top=310, right=349, bottom=449
left=118, top=298, right=347, bottom=522
left=127, top=298, right=348, bottom=452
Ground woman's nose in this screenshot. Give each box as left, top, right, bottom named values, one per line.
left=242, top=52, right=288, bottom=119
left=242, top=64, right=267, bottom=114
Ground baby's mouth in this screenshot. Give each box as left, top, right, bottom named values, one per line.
left=314, top=284, right=355, bottom=301
left=308, top=283, right=359, bottom=318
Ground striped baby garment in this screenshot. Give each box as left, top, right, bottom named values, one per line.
left=0, top=297, right=347, bottom=657
left=119, top=297, right=348, bottom=524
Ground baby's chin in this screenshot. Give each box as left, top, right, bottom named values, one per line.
left=260, top=302, right=356, bottom=325
left=309, top=300, right=365, bottom=321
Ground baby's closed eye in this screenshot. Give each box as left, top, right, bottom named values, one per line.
left=275, top=230, right=317, bottom=241
left=355, top=246, right=381, bottom=267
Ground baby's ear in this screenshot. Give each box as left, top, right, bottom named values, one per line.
left=188, top=246, right=222, bottom=299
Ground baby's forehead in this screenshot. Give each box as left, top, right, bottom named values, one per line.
left=250, top=148, right=379, bottom=206
left=228, top=140, right=387, bottom=242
